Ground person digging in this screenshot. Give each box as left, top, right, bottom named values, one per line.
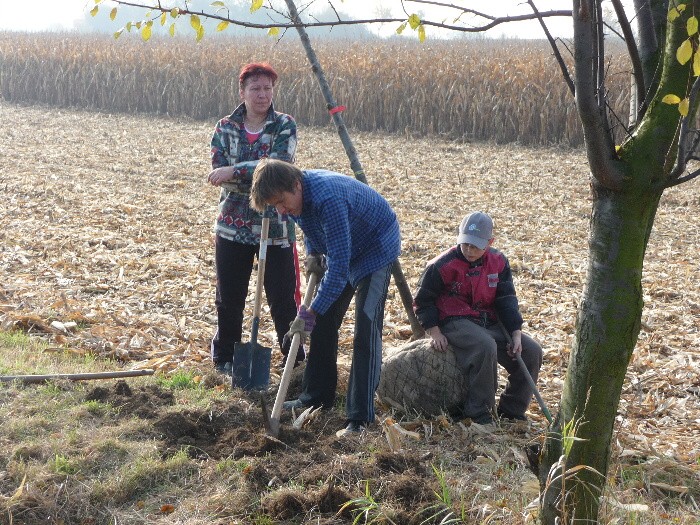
left=250, top=158, right=401, bottom=437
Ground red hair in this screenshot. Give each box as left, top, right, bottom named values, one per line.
left=239, top=62, right=278, bottom=89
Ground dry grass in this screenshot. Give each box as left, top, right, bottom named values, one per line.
left=0, top=32, right=631, bottom=146
left=0, top=100, right=699, bottom=523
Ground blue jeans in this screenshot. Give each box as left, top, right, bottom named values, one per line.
left=299, top=263, right=393, bottom=423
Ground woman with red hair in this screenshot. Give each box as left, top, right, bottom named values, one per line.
left=207, top=62, right=302, bottom=375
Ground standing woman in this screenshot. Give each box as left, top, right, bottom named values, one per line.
left=207, top=62, right=302, bottom=374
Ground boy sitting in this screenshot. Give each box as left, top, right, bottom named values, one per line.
left=413, top=212, right=542, bottom=424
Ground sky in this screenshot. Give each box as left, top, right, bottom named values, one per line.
left=0, top=0, right=575, bottom=38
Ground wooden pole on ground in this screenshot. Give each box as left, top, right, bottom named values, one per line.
left=0, top=369, right=155, bottom=384
left=282, top=0, right=424, bottom=339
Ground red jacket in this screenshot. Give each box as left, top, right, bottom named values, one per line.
left=413, top=246, right=523, bottom=333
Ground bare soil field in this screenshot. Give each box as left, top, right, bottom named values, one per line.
left=0, top=101, right=699, bottom=523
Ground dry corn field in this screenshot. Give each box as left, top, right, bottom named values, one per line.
left=0, top=32, right=631, bottom=146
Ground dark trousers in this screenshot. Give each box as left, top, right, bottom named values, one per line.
left=441, top=318, right=543, bottom=419
left=299, top=263, right=392, bottom=423
left=210, top=235, right=299, bottom=364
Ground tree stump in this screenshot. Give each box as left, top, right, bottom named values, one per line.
left=377, top=338, right=467, bottom=417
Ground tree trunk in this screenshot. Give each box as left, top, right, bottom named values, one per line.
left=539, top=183, right=662, bottom=522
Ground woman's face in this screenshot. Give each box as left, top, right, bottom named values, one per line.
left=240, top=74, right=274, bottom=116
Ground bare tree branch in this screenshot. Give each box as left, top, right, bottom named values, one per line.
left=595, top=1, right=605, bottom=110
left=634, top=0, right=663, bottom=105
left=668, top=76, right=700, bottom=185
left=108, top=0, right=570, bottom=33
left=665, top=167, right=700, bottom=187
left=574, top=0, right=624, bottom=190
left=527, top=0, right=574, bottom=95
left=611, top=0, right=646, bottom=123
left=404, top=0, right=572, bottom=23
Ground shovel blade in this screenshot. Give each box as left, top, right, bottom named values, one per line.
left=232, top=342, right=271, bottom=391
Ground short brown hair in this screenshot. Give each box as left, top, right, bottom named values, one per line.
left=250, top=159, right=302, bottom=212
left=239, top=62, right=278, bottom=89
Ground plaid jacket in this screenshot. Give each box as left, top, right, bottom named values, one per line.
left=211, top=102, right=297, bottom=245
left=291, top=170, right=401, bottom=315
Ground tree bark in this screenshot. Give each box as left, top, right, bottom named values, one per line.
left=539, top=186, right=660, bottom=522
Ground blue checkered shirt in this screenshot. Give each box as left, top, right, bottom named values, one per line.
left=291, top=170, right=401, bottom=315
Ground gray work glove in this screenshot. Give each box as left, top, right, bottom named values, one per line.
left=305, top=253, right=326, bottom=279
left=283, top=305, right=316, bottom=346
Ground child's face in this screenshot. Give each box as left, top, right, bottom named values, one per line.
left=269, top=180, right=303, bottom=216
left=460, top=240, right=492, bottom=262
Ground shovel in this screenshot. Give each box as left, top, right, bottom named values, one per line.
left=267, top=272, right=319, bottom=437
left=232, top=216, right=272, bottom=391
left=497, top=319, right=553, bottom=424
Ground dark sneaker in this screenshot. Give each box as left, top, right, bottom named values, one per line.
left=214, top=361, right=232, bottom=376
left=497, top=409, right=528, bottom=422
left=335, top=420, right=367, bottom=438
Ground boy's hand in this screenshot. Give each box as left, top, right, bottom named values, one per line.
left=507, top=330, right=523, bottom=358
left=426, top=326, right=449, bottom=352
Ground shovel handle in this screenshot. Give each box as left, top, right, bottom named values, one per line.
left=497, top=319, right=553, bottom=424
left=515, top=352, right=553, bottom=424
left=252, top=217, right=270, bottom=328
left=269, top=273, right=319, bottom=436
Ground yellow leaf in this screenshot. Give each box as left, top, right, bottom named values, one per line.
left=418, top=24, right=426, bottom=42
left=169, top=23, right=176, bottom=36
left=250, top=0, right=263, bottom=13
left=661, top=94, right=681, bottom=104
left=688, top=16, right=698, bottom=36
left=141, top=23, right=152, bottom=41
left=408, top=14, right=420, bottom=30
left=669, top=7, right=681, bottom=22
left=216, top=20, right=229, bottom=32
left=396, top=21, right=407, bottom=34
left=679, top=4, right=688, bottom=13
left=268, top=26, right=280, bottom=36
left=196, top=24, right=205, bottom=42
left=677, top=39, right=693, bottom=65
left=211, top=1, right=225, bottom=6
left=90, top=5, right=99, bottom=17
left=113, top=29, right=123, bottom=39
left=109, top=7, right=117, bottom=20
left=170, top=7, right=179, bottom=18
left=615, top=145, right=621, bottom=152
left=126, top=21, right=132, bottom=31
left=135, top=21, right=142, bottom=29
left=160, top=12, right=167, bottom=26
left=190, top=14, right=201, bottom=31
left=679, top=97, right=689, bottom=116
left=694, top=50, right=700, bottom=76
